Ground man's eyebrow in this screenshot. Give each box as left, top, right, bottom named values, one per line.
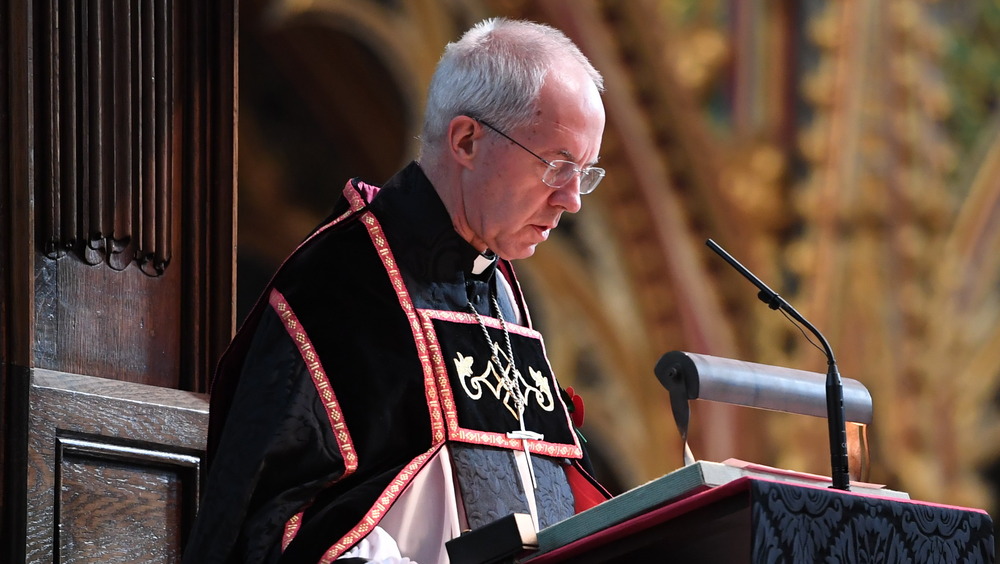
left=557, top=149, right=600, bottom=168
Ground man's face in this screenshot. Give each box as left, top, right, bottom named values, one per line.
left=461, top=66, right=606, bottom=260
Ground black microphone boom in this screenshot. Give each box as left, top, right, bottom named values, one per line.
left=705, top=238, right=851, bottom=491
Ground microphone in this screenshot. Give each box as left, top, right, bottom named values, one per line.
left=705, top=238, right=851, bottom=491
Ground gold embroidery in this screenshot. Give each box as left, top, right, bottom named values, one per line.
left=419, top=308, right=583, bottom=458
left=454, top=344, right=554, bottom=419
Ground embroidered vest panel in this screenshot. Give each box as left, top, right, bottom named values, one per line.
left=420, top=310, right=581, bottom=457
left=355, top=196, right=583, bottom=458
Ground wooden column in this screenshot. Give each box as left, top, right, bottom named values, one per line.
left=2, top=0, right=237, bottom=561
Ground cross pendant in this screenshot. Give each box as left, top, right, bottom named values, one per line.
left=508, top=423, right=544, bottom=490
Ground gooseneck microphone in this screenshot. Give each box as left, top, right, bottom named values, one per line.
left=706, top=238, right=851, bottom=491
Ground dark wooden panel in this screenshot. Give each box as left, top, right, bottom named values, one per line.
left=179, top=0, right=238, bottom=393
left=4, top=4, right=36, bottom=559
left=57, top=437, right=200, bottom=563
left=24, top=369, right=208, bottom=563
left=4, top=0, right=236, bottom=389
left=39, top=0, right=176, bottom=276
left=4, top=0, right=235, bottom=561
left=32, top=250, right=183, bottom=387
left=0, top=0, right=11, bottom=534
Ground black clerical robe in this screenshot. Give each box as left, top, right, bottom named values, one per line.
left=185, top=162, right=607, bottom=563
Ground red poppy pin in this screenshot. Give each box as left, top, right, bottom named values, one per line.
left=564, top=386, right=585, bottom=428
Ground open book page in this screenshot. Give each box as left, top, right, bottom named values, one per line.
left=720, top=458, right=897, bottom=493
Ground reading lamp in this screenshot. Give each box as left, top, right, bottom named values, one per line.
left=655, top=351, right=874, bottom=481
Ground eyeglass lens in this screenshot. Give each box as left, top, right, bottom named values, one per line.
left=544, top=161, right=605, bottom=194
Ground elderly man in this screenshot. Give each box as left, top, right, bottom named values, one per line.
left=185, top=17, right=608, bottom=563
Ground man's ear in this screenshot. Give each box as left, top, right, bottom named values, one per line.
left=447, top=115, right=482, bottom=169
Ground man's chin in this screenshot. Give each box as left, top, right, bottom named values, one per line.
left=495, top=244, right=537, bottom=261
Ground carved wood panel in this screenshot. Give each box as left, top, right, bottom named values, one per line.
left=24, top=369, right=208, bottom=563
left=37, top=0, right=175, bottom=276
left=3, top=0, right=234, bottom=561
left=4, top=0, right=236, bottom=390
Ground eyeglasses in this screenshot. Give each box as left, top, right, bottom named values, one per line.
left=475, top=118, right=605, bottom=195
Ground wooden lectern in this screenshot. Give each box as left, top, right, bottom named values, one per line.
left=446, top=348, right=996, bottom=563
left=524, top=469, right=994, bottom=563
left=448, top=460, right=994, bottom=563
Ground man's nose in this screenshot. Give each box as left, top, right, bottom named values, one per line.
left=550, top=177, right=582, bottom=213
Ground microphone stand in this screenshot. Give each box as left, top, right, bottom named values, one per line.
left=706, top=239, right=851, bottom=491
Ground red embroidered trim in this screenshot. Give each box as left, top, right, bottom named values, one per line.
left=282, top=511, right=304, bottom=551
left=342, top=181, right=371, bottom=213
left=422, top=308, right=543, bottom=339
left=358, top=211, right=447, bottom=444
left=319, top=447, right=440, bottom=563
left=269, top=289, right=359, bottom=474
left=418, top=309, right=582, bottom=458
left=453, top=427, right=582, bottom=458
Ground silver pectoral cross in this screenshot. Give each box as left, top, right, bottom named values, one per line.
left=507, top=415, right=544, bottom=490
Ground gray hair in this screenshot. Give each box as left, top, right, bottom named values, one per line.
left=420, top=18, right=604, bottom=151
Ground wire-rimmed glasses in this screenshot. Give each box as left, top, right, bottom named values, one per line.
left=475, top=118, right=605, bottom=195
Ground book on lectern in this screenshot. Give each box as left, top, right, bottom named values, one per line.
left=534, top=458, right=908, bottom=554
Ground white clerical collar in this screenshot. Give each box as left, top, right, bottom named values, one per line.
left=471, top=251, right=497, bottom=275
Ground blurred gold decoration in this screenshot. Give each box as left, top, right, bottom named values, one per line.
left=238, top=0, right=1000, bottom=516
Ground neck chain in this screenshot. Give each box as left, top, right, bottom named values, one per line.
left=467, top=296, right=525, bottom=415
left=467, top=295, right=545, bottom=489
